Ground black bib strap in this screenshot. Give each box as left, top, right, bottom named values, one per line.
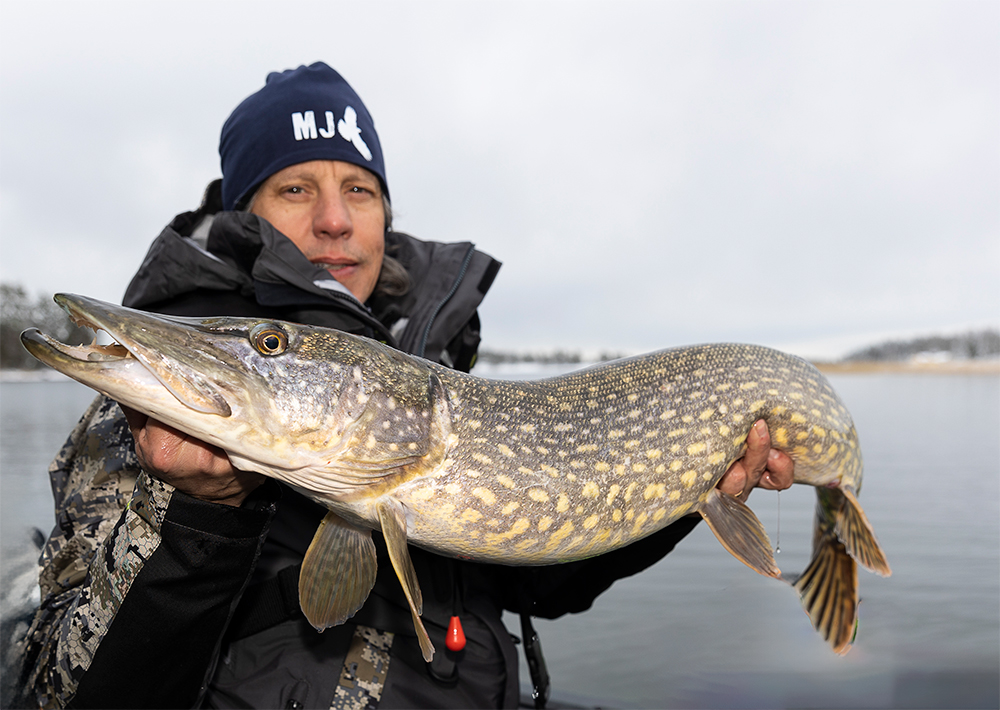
left=228, top=563, right=302, bottom=640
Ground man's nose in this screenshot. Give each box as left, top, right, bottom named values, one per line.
left=314, top=193, right=353, bottom=239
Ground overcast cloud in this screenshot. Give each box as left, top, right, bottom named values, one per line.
left=1, top=1, right=997, bottom=359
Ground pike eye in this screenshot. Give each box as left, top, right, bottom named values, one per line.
left=250, top=325, right=288, bottom=356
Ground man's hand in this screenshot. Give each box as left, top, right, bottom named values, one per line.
left=120, top=405, right=265, bottom=507
left=717, top=419, right=794, bottom=499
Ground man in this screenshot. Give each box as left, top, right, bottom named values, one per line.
left=20, top=63, right=792, bottom=709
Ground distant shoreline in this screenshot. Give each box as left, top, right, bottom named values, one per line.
left=813, top=360, right=1000, bottom=375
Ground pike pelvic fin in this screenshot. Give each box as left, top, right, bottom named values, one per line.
left=378, top=498, right=435, bottom=662
left=299, top=511, right=377, bottom=630
left=699, top=489, right=781, bottom=578
left=837, top=486, right=892, bottom=577
left=789, top=528, right=859, bottom=656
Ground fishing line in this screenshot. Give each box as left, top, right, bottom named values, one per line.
left=775, top=490, right=781, bottom=554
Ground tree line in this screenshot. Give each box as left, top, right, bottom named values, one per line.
left=0, top=284, right=91, bottom=369
left=845, top=329, right=1000, bottom=362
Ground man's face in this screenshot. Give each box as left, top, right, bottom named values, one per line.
left=250, top=160, right=385, bottom=303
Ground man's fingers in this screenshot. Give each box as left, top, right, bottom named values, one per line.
left=759, top=449, right=794, bottom=490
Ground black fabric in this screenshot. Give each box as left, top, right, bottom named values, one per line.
left=70, top=491, right=277, bottom=709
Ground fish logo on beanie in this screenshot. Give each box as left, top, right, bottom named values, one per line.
left=220, top=62, right=387, bottom=211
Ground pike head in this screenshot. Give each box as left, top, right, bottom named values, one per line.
left=21, top=294, right=451, bottom=501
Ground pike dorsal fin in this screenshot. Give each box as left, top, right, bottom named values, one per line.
left=699, top=489, right=781, bottom=578
left=836, top=486, right=891, bottom=577
left=377, top=498, right=435, bottom=662
left=299, top=511, right=377, bottom=630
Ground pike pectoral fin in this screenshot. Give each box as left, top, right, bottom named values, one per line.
left=836, top=486, right=892, bottom=577
left=789, top=530, right=859, bottom=655
left=377, top=498, right=435, bottom=662
left=699, top=489, right=781, bottom=578
left=299, top=511, right=377, bottom=631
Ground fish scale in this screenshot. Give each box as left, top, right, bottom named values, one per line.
left=22, top=295, right=890, bottom=662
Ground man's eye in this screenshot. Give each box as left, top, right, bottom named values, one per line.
left=285, top=186, right=303, bottom=195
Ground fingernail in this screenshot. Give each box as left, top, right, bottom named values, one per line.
left=769, top=449, right=781, bottom=461
left=754, top=420, right=768, bottom=439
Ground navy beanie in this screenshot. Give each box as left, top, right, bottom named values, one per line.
left=220, top=62, right=387, bottom=211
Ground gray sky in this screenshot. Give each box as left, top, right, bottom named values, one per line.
left=2, top=1, right=997, bottom=359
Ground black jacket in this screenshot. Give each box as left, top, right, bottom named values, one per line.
left=26, top=184, right=700, bottom=709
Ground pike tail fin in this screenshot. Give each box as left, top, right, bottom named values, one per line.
left=378, top=498, right=436, bottom=662
left=789, top=524, right=859, bottom=655
left=837, top=486, right=892, bottom=577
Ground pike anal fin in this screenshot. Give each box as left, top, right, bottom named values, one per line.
left=299, top=511, right=377, bottom=631
left=377, top=498, right=435, bottom=662
left=790, top=530, right=859, bottom=655
left=837, top=486, right=892, bottom=577
left=700, top=489, right=781, bottom=578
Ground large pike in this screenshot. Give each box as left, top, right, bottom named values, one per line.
left=22, top=295, right=890, bottom=659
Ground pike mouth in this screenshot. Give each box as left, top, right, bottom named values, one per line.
left=21, top=294, right=232, bottom=417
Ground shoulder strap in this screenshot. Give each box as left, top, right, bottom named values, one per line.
left=227, top=563, right=302, bottom=640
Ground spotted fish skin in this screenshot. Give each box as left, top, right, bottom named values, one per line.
left=397, top=343, right=862, bottom=563
left=22, top=295, right=890, bottom=660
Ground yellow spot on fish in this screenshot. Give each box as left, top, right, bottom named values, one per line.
left=624, top=481, right=638, bottom=502
left=577, top=443, right=598, bottom=453
left=498, top=444, right=515, bottom=458
left=550, top=520, right=575, bottom=545
left=669, top=460, right=683, bottom=472
left=496, top=474, right=516, bottom=489
left=774, top=427, right=788, bottom=446
left=702, top=472, right=713, bottom=481
left=606, top=484, right=621, bottom=506
left=790, top=412, right=808, bottom=424
left=668, top=490, right=681, bottom=501
left=595, top=461, right=610, bottom=473
left=528, top=488, right=550, bottom=503
left=538, top=516, right=553, bottom=532
left=687, top=442, right=707, bottom=456
left=646, top=448, right=662, bottom=459
left=520, top=423, right=535, bottom=433
left=502, top=501, right=520, bottom=515
left=556, top=493, right=570, bottom=513
left=473, top=487, right=496, bottom=505
left=612, top=508, right=623, bottom=522
left=461, top=508, right=483, bottom=523
left=445, top=483, right=462, bottom=495
left=583, top=514, right=599, bottom=530
left=813, top=425, right=827, bottom=438
left=653, top=508, right=667, bottom=523
left=644, top=483, right=666, bottom=500
left=582, top=481, right=600, bottom=498
left=674, top=501, right=693, bottom=516
left=681, top=470, right=698, bottom=487
left=699, top=408, right=714, bottom=421
left=632, top=463, right=647, bottom=474
left=708, top=452, right=726, bottom=465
